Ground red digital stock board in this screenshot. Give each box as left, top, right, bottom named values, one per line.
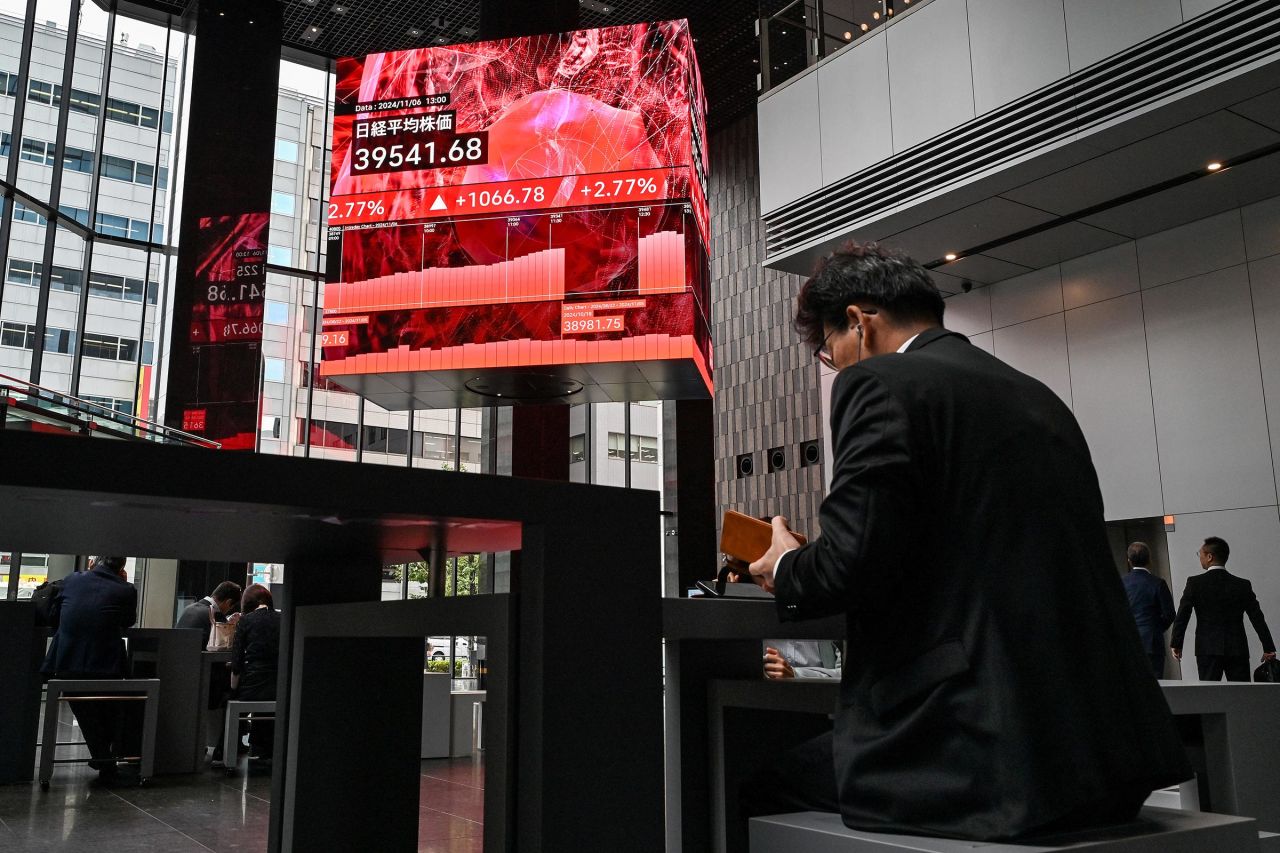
left=320, top=20, right=711, bottom=409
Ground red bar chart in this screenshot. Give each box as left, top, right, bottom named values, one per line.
left=637, top=230, right=686, bottom=294
left=326, top=247, right=567, bottom=313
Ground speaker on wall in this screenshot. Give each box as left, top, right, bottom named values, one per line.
left=800, top=439, right=821, bottom=467
left=767, top=446, right=786, bottom=473
left=736, top=452, right=754, bottom=478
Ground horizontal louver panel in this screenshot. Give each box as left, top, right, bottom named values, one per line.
left=763, top=0, right=1280, bottom=258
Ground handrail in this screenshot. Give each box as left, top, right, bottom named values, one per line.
left=0, top=371, right=220, bottom=449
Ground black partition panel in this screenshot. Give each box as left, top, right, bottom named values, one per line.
left=287, top=637, right=423, bottom=851
left=0, top=603, right=44, bottom=783
left=127, top=628, right=204, bottom=775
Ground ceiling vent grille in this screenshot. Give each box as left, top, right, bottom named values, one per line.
left=763, top=0, right=1280, bottom=259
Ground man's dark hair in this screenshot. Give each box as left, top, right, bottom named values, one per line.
left=91, top=556, right=127, bottom=573
left=242, top=583, right=273, bottom=611
left=212, top=581, right=243, bottom=605
left=1126, top=541, right=1150, bottom=568
left=1203, top=537, right=1230, bottom=565
left=795, top=242, right=945, bottom=349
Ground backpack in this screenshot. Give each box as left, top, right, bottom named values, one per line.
left=30, top=578, right=63, bottom=627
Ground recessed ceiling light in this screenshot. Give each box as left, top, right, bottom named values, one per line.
left=860, top=23, right=869, bottom=31
left=872, top=11, right=880, bottom=19
left=407, top=27, right=423, bottom=37
left=944, top=253, right=958, bottom=261
left=843, top=30, right=852, bottom=39
left=332, top=4, right=348, bottom=12
left=1207, top=162, right=1222, bottom=171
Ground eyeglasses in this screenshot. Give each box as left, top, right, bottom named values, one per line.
left=815, top=328, right=839, bottom=370
left=814, top=308, right=877, bottom=370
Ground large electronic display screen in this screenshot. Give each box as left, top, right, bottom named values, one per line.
left=321, top=20, right=711, bottom=409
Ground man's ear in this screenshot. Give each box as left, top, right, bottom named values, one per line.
left=846, top=304, right=863, bottom=331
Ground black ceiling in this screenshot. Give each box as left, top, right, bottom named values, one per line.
left=109, top=0, right=768, bottom=129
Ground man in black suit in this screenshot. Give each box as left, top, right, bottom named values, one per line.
left=42, top=555, right=138, bottom=780
left=1122, top=541, right=1176, bottom=677
left=1170, top=536, right=1276, bottom=681
left=746, top=244, right=1190, bottom=841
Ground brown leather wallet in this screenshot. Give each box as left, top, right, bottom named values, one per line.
left=719, top=509, right=806, bottom=565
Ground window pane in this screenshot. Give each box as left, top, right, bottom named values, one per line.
left=267, top=245, right=292, bottom=266
left=68, top=88, right=100, bottom=116
left=274, top=138, right=299, bottom=162
left=63, top=147, right=94, bottom=174
left=95, top=212, right=129, bottom=237
left=264, top=357, right=285, bottom=383
left=28, top=80, right=56, bottom=105
left=270, top=191, right=295, bottom=216
left=102, top=154, right=134, bottom=181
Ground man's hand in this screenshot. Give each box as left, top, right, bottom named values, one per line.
left=1171, top=646, right=1182, bottom=661
left=1264, top=651, right=1277, bottom=662
left=748, top=516, right=803, bottom=593
left=764, top=646, right=796, bottom=680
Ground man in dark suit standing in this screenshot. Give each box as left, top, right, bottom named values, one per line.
left=1122, top=541, right=1176, bottom=677
left=1170, top=536, right=1276, bottom=681
left=746, top=244, right=1190, bottom=841
left=42, top=555, right=138, bottom=780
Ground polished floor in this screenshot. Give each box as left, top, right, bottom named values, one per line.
left=0, top=714, right=484, bottom=852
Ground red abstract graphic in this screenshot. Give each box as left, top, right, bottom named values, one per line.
left=323, top=20, right=711, bottom=403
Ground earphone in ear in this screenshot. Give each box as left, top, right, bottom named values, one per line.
left=855, top=325, right=863, bottom=336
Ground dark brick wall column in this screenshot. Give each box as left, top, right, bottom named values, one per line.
left=710, top=114, right=826, bottom=536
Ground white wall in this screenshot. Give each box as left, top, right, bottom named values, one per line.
left=943, top=196, right=1280, bottom=672
left=758, top=0, right=1233, bottom=213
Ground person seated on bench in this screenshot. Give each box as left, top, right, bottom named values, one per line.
left=764, top=641, right=840, bottom=679
left=743, top=244, right=1192, bottom=841
left=41, top=555, right=138, bottom=782
left=229, top=584, right=280, bottom=762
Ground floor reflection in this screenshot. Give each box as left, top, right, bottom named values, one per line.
left=0, top=755, right=484, bottom=852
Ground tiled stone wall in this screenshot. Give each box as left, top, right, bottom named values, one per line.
left=710, top=113, right=826, bottom=535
